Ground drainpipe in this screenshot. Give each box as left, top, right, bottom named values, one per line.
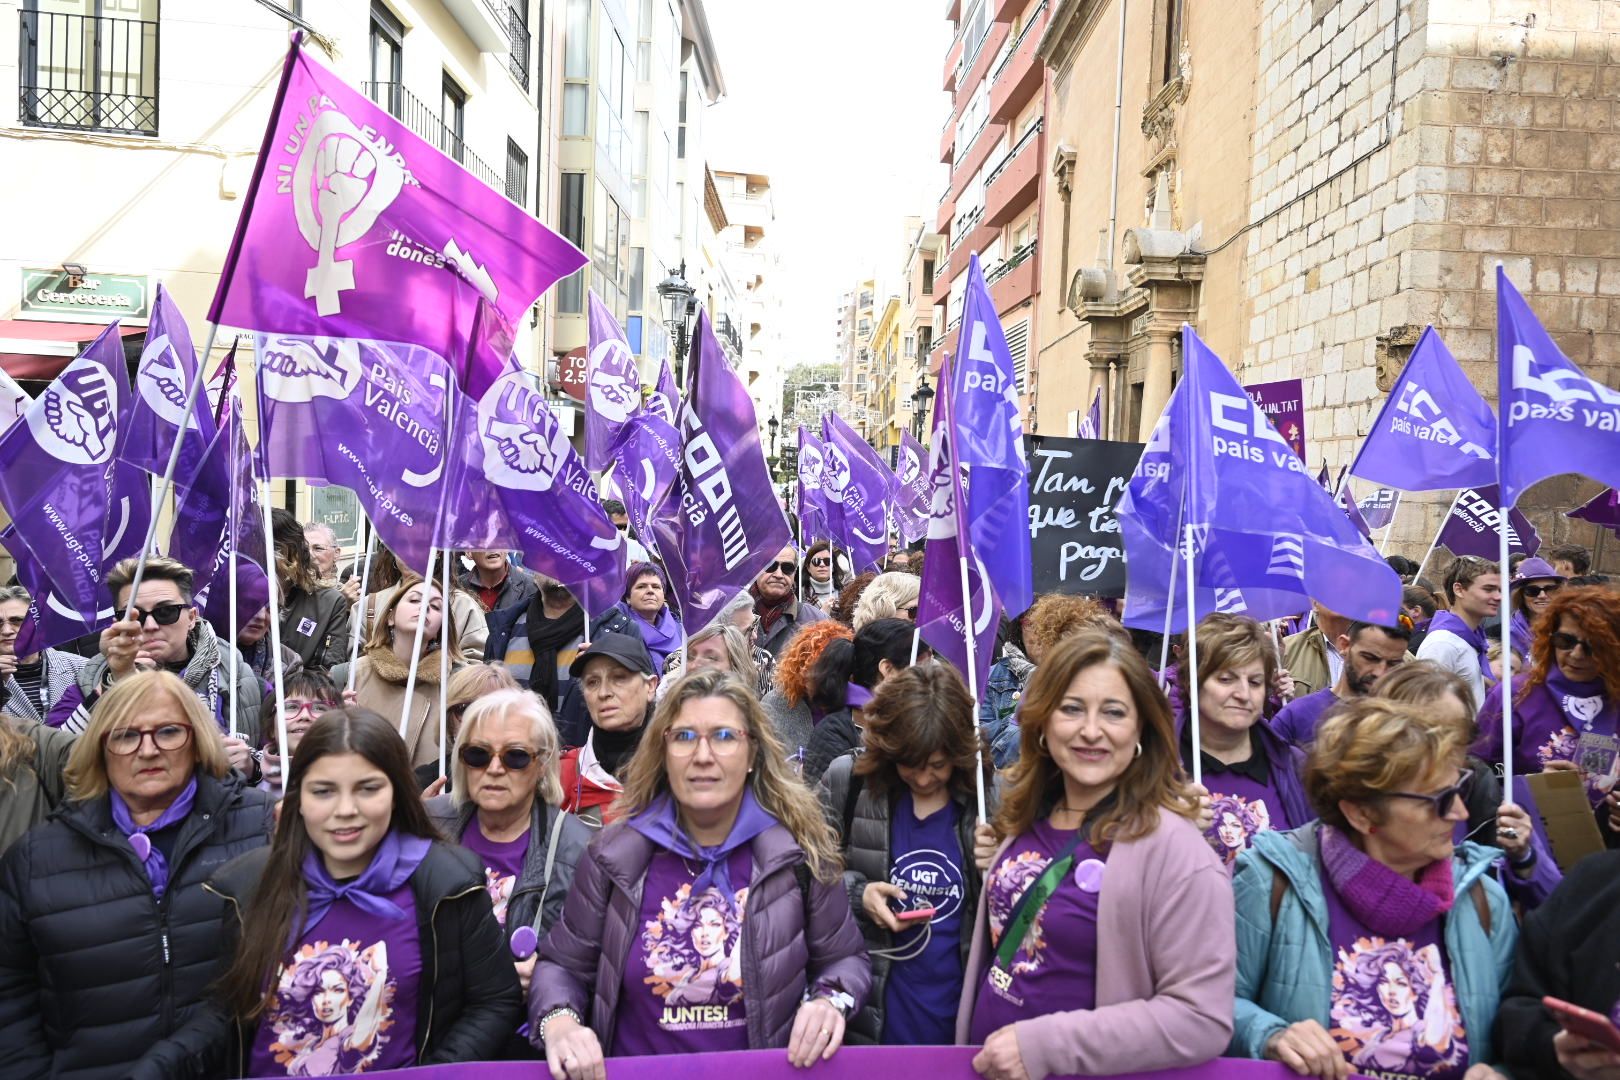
left=1104, top=0, right=1126, bottom=440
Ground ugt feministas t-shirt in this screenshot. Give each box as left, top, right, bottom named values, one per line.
left=883, top=793, right=967, bottom=1046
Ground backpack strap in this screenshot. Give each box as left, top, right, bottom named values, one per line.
left=840, top=770, right=864, bottom=843
left=529, top=803, right=570, bottom=931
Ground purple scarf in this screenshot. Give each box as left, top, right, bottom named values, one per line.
left=615, top=601, right=685, bottom=667
left=1428, top=610, right=1489, bottom=667
left=628, top=788, right=777, bottom=900
left=1320, top=823, right=1454, bottom=937
left=300, top=830, right=433, bottom=935
left=845, top=682, right=873, bottom=710
left=1543, top=666, right=1618, bottom=734
left=1508, top=611, right=1533, bottom=659
left=109, top=775, right=199, bottom=900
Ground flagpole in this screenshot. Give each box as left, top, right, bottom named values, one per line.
left=1498, top=502, right=1514, bottom=803
left=1157, top=500, right=1186, bottom=689
left=121, top=321, right=220, bottom=616
left=399, top=552, right=435, bottom=740
left=347, top=521, right=377, bottom=689
left=257, top=472, right=290, bottom=775
left=1183, top=523, right=1203, bottom=788
left=226, top=384, right=240, bottom=738
left=1377, top=490, right=1404, bottom=557
left=1412, top=490, right=1462, bottom=584
left=958, top=551, right=988, bottom=825
left=439, top=548, right=451, bottom=781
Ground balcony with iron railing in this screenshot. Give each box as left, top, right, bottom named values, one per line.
left=987, top=239, right=1037, bottom=309
left=17, top=9, right=158, bottom=136
left=984, top=117, right=1042, bottom=226
left=497, top=1, right=531, bottom=90
left=990, top=0, right=1048, bottom=121
left=363, top=82, right=501, bottom=190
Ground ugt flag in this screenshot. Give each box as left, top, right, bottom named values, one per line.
left=821, top=412, right=894, bottom=574
left=893, top=429, right=931, bottom=546
left=122, top=284, right=216, bottom=481
left=1568, top=487, right=1620, bottom=539
left=647, top=310, right=790, bottom=632
left=585, top=292, right=645, bottom=471
left=917, top=354, right=1000, bottom=693
left=1497, top=266, right=1620, bottom=506
left=795, top=425, right=828, bottom=543
left=1349, top=326, right=1495, bottom=492
left=951, top=254, right=1032, bottom=617
left=210, top=35, right=586, bottom=392
left=444, top=363, right=626, bottom=617
left=1436, top=485, right=1541, bottom=560
left=0, top=325, right=152, bottom=638
left=647, top=356, right=679, bottom=426
left=1115, top=326, right=1402, bottom=632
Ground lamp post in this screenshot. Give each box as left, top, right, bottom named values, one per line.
left=911, top=376, right=935, bottom=440
left=767, top=413, right=780, bottom=480
left=655, top=260, right=697, bottom=389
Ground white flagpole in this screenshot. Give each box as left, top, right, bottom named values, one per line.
left=346, top=523, right=376, bottom=689
left=257, top=473, right=289, bottom=770
left=226, top=386, right=240, bottom=738
left=1377, top=490, right=1404, bottom=557
left=439, top=550, right=451, bottom=781
left=1183, top=523, right=1203, bottom=788
left=1499, top=499, right=1515, bottom=802
left=1413, top=490, right=1462, bottom=585
left=1158, top=501, right=1186, bottom=689
left=398, top=554, right=434, bottom=740
left=958, top=551, right=988, bottom=824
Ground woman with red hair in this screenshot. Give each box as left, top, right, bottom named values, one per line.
left=760, top=620, right=855, bottom=770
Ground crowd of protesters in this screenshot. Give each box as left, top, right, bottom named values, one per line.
left=1, top=525, right=1618, bottom=1080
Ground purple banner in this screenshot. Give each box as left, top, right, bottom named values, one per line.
left=1243, top=378, right=1305, bottom=460
left=121, top=284, right=216, bottom=482
left=1568, top=486, right=1620, bottom=538
left=894, top=429, right=931, bottom=546
left=585, top=291, right=644, bottom=471
left=1437, top=485, right=1541, bottom=560
left=795, top=425, right=828, bottom=544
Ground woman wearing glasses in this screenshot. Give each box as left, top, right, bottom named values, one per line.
left=256, top=670, right=345, bottom=793
left=1474, top=585, right=1620, bottom=816
left=1231, top=698, right=1516, bottom=1080
left=0, top=671, right=274, bottom=1078
left=1503, top=558, right=1565, bottom=659
left=530, top=669, right=869, bottom=1076
left=800, top=541, right=849, bottom=612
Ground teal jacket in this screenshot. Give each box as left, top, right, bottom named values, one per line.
left=1231, top=824, right=1516, bottom=1068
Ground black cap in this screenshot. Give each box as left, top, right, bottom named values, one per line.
left=568, top=632, right=655, bottom=678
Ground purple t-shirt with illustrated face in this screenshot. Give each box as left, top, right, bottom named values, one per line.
left=611, top=849, right=753, bottom=1057
left=1202, top=769, right=1293, bottom=869
left=1323, top=882, right=1468, bottom=1080
left=460, top=817, right=530, bottom=927
left=969, top=819, right=1106, bottom=1042
left=247, top=885, right=422, bottom=1077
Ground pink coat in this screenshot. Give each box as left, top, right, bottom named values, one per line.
left=955, top=806, right=1236, bottom=1078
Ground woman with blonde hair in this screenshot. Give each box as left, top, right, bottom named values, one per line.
left=332, top=575, right=464, bottom=770
left=852, top=572, right=921, bottom=631
left=530, top=669, right=870, bottom=1074
left=959, top=631, right=1233, bottom=1080
left=660, top=623, right=759, bottom=700
left=0, top=671, right=274, bottom=1077
left=1231, top=697, right=1515, bottom=1080
left=0, top=712, right=76, bottom=855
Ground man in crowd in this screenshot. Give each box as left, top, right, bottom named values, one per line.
left=1546, top=542, right=1592, bottom=580
left=752, top=544, right=825, bottom=659
left=1272, top=620, right=1412, bottom=746
left=557, top=632, right=657, bottom=822
left=303, top=522, right=341, bottom=585
left=602, top=498, right=651, bottom=563
left=458, top=549, right=537, bottom=614
left=1280, top=600, right=1351, bottom=699
left=1416, top=555, right=1500, bottom=706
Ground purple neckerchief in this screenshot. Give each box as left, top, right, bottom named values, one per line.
left=1509, top=611, right=1533, bottom=659
left=845, top=682, right=873, bottom=710
left=627, top=788, right=777, bottom=902
left=300, top=830, right=433, bottom=936
left=1320, top=823, right=1454, bottom=937
left=1542, top=666, right=1618, bottom=734
left=1428, top=610, right=1489, bottom=666
left=109, top=775, right=199, bottom=900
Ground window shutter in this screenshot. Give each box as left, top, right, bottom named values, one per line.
left=1003, top=317, right=1030, bottom=392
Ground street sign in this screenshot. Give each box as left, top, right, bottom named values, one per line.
left=309, top=485, right=362, bottom=551
left=554, top=346, right=587, bottom=402
left=19, top=267, right=151, bottom=324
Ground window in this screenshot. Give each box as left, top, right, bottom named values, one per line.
left=367, top=3, right=403, bottom=115
left=923, top=259, right=935, bottom=294
left=632, top=110, right=649, bottom=216
left=629, top=247, right=646, bottom=316
left=596, top=21, right=630, bottom=174
left=677, top=71, right=688, bottom=158
left=562, top=0, right=590, bottom=135
left=1160, top=0, right=1187, bottom=86
left=20, top=0, right=160, bottom=135
left=505, top=138, right=528, bottom=205
left=592, top=182, right=630, bottom=321
left=558, top=172, right=587, bottom=312
left=441, top=75, right=466, bottom=163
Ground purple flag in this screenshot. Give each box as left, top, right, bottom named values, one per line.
left=1357, top=487, right=1399, bottom=530
left=1568, top=487, right=1620, bottom=539
left=1332, top=467, right=1372, bottom=539
left=821, top=412, right=894, bottom=574
left=1077, top=387, right=1102, bottom=439
left=254, top=334, right=452, bottom=575
left=443, top=364, right=626, bottom=616
left=209, top=37, right=586, bottom=394
left=1497, top=266, right=1620, bottom=507
left=1115, top=326, right=1402, bottom=632
left=1350, top=326, right=1495, bottom=492
left=122, top=284, right=216, bottom=480
left=0, top=369, right=32, bottom=438
left=1437, top=485, right=1541, bottom=560
left=607, top=411, right=682, bottom=561
left=647, top=310, right=791, bottom=632
left=1244, top=379, right=1306, bottom=460
left=794, top=425, right=828, bottom=543
left=950, top=255, right=1033, bottom=617
left=585, top=291, right=646, bottom=470
left=893, top=429, right=931, bottom=546
left=917, top=354, right=1001, bottom=692
left=0, top=325, right=153, bottom=628
left=648, top=357, right=679, bottom=426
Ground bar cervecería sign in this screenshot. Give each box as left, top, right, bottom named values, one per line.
left=20, top=268, right=151, bottom=324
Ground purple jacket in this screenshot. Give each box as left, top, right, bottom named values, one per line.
left=530, top=819, right=870, bottom=1052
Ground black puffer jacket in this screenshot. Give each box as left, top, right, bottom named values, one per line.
left=206, top=839, right=523, bottom=1075
left=817, top=753, right=989, bottom=1044
left=0, top=772, right=275, bottom=1080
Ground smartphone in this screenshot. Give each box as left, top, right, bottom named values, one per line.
left=1545, top=996, right=1620, bottom=1053
left=895, top=907, right=937, bottom=923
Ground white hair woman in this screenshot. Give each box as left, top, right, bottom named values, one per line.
left=852, top=572, right=921, bottom=631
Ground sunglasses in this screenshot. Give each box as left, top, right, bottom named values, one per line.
left=809, top=557, right=832, bottom=567
left=129, top=602, right=189, bottom=627
left=1387, top=770, right=1474, bottom=818
left=1552, top=631, right=1594, bottom=655
left=1521, top=584, right=1561, bottom=599
left=458, top=744, right=539, bottom=771
left=901, top=604, right=918, bottom=618
left=764, top=560, right=797, bottom=576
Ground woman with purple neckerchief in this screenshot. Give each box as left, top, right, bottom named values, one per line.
left=615, top=563, right=684, bottom=672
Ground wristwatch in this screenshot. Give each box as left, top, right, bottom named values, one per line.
left=809, top=989, right=855, bottom=1018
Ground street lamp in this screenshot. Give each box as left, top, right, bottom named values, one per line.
left=911, top=376, right=935, bottom=439
left=655, top=260, right=697, bottom=387
left=767, top=412, right=779, bottom=458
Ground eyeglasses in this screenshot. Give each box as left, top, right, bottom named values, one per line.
left=1552, top=631, right=1594, bottom=656
left=128, top=602, right=188, bottom=627
left=105, top=723, right=193, bottom=756
left=901, top=604, right=919, bottom=618
left=459, top=745, right=539, bottom=771
left=664, top=726, right=748, bottom=758
left=809, top=556, right=831, bottom=567
left=763, top=561, right=796, bottom=576
left=280, top=698, right=335, bottom=719
left=1521, top=584, right=1561, bottom=599
left=1387, top=770, right=1473, bottom=818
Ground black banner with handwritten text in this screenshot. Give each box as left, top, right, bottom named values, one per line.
left=1025, top=436, right=1145, bottom=599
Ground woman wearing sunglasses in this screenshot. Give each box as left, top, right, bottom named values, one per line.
left=530, top=669, right=869, bottom=1077
left=1473, top=585, right=1620, bottom=816
left=1502, top=557, right=1565, bottom=659
left=1231, top=697, right=1516, bottom=1080
left=416, top=663, right=521, bottom=794
left=799, top=541, right=849, bottom=612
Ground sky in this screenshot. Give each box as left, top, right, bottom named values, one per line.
left=700, top=0, right=949, bottom=373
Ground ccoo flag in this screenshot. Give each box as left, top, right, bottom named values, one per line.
left=950, top=254, right=1033, bottom=617
left=1115, top=326, right=1402, bottom=632
left=210, top=36, right=586, bottom=394
left=1332, top=467, right=1372, bottom=539
left=1349, top=326, right=1495, bottom=492
left=1497, top=266, right=1620, bottom=506
left=821, top=412, right=894, bottom=574
left=1436, top=485, right=1541, bottom=560
left=893, top=429, right=931, bottom=546
left=647, top=310, right=791, bottom=632
left=795, top=425, right=828, bottom=544
left=1358, top=487, right=1399, bottom=530
left=1568, top=487, right=1620, bottom=539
